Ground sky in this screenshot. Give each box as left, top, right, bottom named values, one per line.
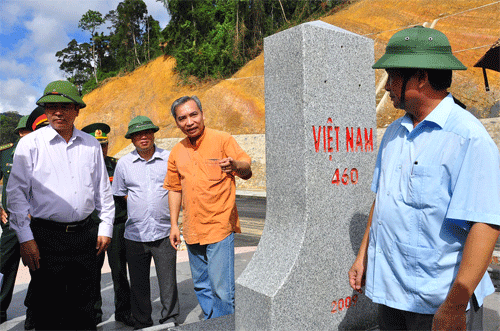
left=0, top=0, right=171, bottom=115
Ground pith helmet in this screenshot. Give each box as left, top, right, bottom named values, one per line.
left=14, top=115, right=30, bottom=134
left=125, top=116, right=159, bottom=139
left=82, top=123, right=110, bottom=144
left=26, top=106, right=48, bottom=131
left=373, top=26, right=466, bottom=70
left=36, top=80, right=86, bottom=108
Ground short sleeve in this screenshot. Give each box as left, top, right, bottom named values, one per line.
left=164, top=148, right=182, bottom=192
left=446, top=134, right=500, bottom=226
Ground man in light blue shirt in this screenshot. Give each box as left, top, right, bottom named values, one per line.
left=112, top=116, right=179, bottom=329
left=349, top=27, right=500, bottom=330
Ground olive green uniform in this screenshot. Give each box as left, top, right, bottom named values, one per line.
left=0, top=143, right=17, bottom=322
left=93, top=156, right=131, bottom=323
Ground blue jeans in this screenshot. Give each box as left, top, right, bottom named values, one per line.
left=187, top=233, right=235, bottom=319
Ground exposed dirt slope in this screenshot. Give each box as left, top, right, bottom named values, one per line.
left=75, top=0, right=499, bottom=156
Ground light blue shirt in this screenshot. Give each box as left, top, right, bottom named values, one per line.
left=112, top=146, right=170, bottom=242
left=367, top=94, right=500, bottom=314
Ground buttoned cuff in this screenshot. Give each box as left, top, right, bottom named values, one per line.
left=98, top=222, right=113, bottom=238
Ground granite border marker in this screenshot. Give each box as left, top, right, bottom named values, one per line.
left=235, top=21, right=378, bottom=330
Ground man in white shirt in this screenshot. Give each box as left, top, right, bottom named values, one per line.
left=6, top=80, right=114, bottom=330
left=112, top=116, right=179, bottom=329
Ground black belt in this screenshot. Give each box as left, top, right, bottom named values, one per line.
left=32, top=216, right=93, bottom=233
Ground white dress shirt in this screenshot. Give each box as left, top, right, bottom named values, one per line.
left=6, top=125, right=114, bottom=243
left=112, top=146, right=170, bottom=242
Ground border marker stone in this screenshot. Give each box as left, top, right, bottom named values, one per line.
left=235, top=21, right=378, bottom=330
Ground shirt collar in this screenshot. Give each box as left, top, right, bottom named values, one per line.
left=43, top=125, right=80, bottom=143
left=400, top=93, right=453, bottom=133
left=187, top=128, right=207, bottom=149
left=132, top=145, right=164, bottom=162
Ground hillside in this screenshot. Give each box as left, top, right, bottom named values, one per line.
left=75, top=0, right=500, bottom=156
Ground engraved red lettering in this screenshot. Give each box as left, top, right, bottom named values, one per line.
left=355, top=127, right=363, bottom=152
left=331, top=301, right=337, bottom=313
left=341, top=168, right=349, bottom=185
left=346, top=127, right=354, bottom=152
left=351, top=168, right=359, bottom=184
left=327, top=126, right=333, bottom=152
left=338, top=298, right=344, bottom=311
left=323, top=126, right=326, bottom=152
left=345, top=296, right=351, bottom=308
left=332, top=169, right=340, bottom=185
left=365, top=128, right=373, bottom=152
left=312, top=126, right=321, bottom=152
left=335, top=126, right=340, bottom=152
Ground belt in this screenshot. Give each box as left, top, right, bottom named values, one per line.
left=32, top=216, right=92, bottom=233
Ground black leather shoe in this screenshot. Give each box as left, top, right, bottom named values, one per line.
left=115, top=314, right=135, bottom=327
left=24, top=309, right=35, bottom=330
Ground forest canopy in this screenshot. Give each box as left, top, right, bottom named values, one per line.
left=55, top=0, right=350, bottom=94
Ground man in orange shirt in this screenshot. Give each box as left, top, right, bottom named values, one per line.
left=165, top=96, right=252, bottom=319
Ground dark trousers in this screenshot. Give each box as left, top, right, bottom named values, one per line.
left=125, top=237, right=179, bottom=328
left=0, top=224, right=34, bottom=321
left=31, top=219, right=98, bottom=330
left=378, top=295, right=483, bottom=331
left=93, top=222, right=131, bottom=321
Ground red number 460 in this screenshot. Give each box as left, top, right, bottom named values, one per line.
left=332, top=168, right=358, bottom=185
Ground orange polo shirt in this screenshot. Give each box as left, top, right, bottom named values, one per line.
left=164, top=128, right=251, bottom=245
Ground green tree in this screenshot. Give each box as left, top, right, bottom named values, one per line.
left=78, top=10, right=105, bottom=83
left=55, top=39, right=93, bottom=87
left=106, top=0, right=149, bottom=71
left=158, top=0, right=347, bottom=79
left=0, top=112, right=22, bottom=145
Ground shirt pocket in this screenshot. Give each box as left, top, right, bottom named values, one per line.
left=390, top=241, right=439, bottom=295
left=407, top=165, right=444, bottom=208
left=204, top=159, right=223, bottom=181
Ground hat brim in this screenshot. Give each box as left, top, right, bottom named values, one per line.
left=373, top=54, right=467, bottom=70
left=36, top=94, right=86, bottom=108
left=125, top=125, right=159, bottom=139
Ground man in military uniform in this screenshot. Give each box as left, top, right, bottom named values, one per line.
left=0, top=115, right=34, bottom=328
left=81, top=123, right=133, bottom=327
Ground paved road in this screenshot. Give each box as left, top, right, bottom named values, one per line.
left=234, top=195, right=266, bottom=247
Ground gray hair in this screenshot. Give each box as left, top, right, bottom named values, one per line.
left=170, top=96, right=202, bottom=118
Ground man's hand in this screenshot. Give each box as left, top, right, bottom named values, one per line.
left=20, top=240, right=41, bottom=270
left=432, top=300, right=466, bottom=331
left=219, top=157, right=252, bottom=179
left=348, top=257, right=366, bottom=293
left=0, top=208, right=7, bottom=224
left=219, top=157, right=237, bottom=174
left=96, top=236, right=111, bottom=255
left=170, top=225, right=181, bottom=250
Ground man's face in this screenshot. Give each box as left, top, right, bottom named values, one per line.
left=385, top=70, right=406, bottom=109
left=174, top=100, right=205, bottom=139
left=44, top=103, right=79, bottom=133
left=130, top=129, right=155, bottom=153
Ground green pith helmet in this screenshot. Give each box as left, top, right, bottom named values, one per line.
left=36, top=80, right=86, bottom=108
left=125, top=116, right=159, bottom=139
left=82, top=123, right=110, bottom=144
left=14, top=115, right=30, bottom=134
left=373, top=26, right=466, bottom=70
